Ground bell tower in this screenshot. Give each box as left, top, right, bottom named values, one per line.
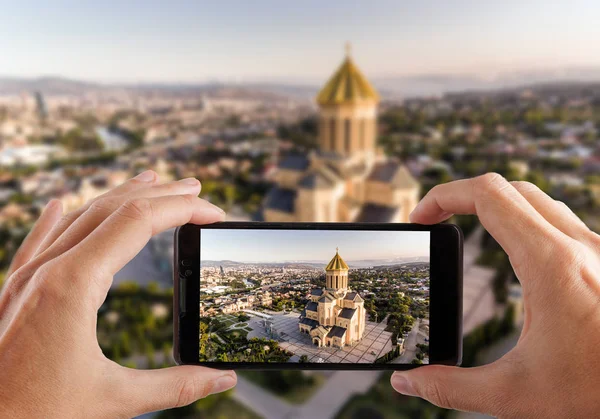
left=325, top=247, right=349, bottom=291
left=315, top=44, right=380, bottom=161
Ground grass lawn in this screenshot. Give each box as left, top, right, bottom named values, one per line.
left=281, top=373, right=325, bottom=404
left=196, top=397, right=261, bottom=419
left=226, top=329, right=249, bottom=339
left=215, top=314, right=239, bottom=327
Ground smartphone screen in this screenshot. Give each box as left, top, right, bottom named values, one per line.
left=198, top=228, right=430, bottom=365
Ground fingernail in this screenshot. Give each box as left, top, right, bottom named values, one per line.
left=209, top=202, right=226, bottom=215
left=45, top=199, right=60, bottom=211
left=211, top=374, right=236, bottom=394
left=180, top=177, right=200, bottom=186
left=134, top=170, right=156, bottom=182
left=408, top=209, right=420, bottom=223
left=391, top=374, right=417, bottom=396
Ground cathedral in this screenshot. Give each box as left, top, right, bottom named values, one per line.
left=261, top=46, right=419, bottom=223
left=298, top=248, right=366, bottom=348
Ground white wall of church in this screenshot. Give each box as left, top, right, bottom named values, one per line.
left=275, top=169, right=303, bottom=189
left=364, top=181, right=397, bottom=206
left=263, top=208, right=296, bottom=222
left=319, top=104, right=377, bottom=157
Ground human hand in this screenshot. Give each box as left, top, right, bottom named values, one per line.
left=0, top=171, right=237, bottom=418
left=391, top=173, right=600, bottom=418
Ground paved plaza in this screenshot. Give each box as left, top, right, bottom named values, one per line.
left=247, top=312, right=395, bottom=363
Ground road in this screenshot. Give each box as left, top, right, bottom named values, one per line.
left=232, top=370, right=383, bottom=419
left=233, top=374, right=294, bottom=419
left=290, top=371, right=382, bottom=419
left=393, top=318, right=421, bottom=364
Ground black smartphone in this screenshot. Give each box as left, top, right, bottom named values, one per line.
left=174, top=222, right=462, bottom=370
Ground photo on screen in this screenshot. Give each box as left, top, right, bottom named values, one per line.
left=199, top=229, right=430, bottom=364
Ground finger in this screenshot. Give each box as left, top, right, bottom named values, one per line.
left=37, top=178, right=202, bottom=263
left=99, top=169, right=158, bottom=197
left=391, top=364, right=507, bottom=415
left=510, top=181, right=595, bottom=245
left=116, top=366, right=236, bottom=417
left=409, top=173, right=562, bottom=269
left=64, top=195, right=224, bottom=306
left=33, top=170, right=158, bottom=257
left=6, top=199, right=63, bottom=277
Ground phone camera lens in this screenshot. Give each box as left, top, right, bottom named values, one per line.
left=184, top=269, right=192, bottom=277
left=181, top=259, right=191, bottom=267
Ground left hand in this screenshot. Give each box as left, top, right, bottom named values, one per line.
left=0, top=171, right=236, bottom=418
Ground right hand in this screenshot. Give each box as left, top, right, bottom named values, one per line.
left=391, top=173, right=600, bottom=418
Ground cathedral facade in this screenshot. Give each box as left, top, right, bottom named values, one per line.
left=299, top=248, right=365, bottom=348
left=261, top=47, right=419, bottom=223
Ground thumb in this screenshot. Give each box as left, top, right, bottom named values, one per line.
left=117, top=365, right=237, bottom=416
left=391, top=364, right=505, bottom=414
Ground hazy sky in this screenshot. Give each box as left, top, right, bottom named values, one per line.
left=2, top=0, right=599, bottom=82
left=200, top=229, right=429, bottom=263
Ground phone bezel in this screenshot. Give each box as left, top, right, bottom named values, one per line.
left=174, top=222, right=462, bottom=370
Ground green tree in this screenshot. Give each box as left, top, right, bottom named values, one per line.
left=59, top=128, right=103, bottom=152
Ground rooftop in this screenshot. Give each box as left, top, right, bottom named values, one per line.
left=263, top=187, right=296, bottom=213
left=298, top=171, right=336, bottom=189
left=278, top=154, right=310, bottom=171
left=367, top=161, right=419, bottom=189
left=339, top=307, right=357, bottom=319
left=344, top=291, right=358, bottom=301
left=325, top=248, right=349, bottom=271
left=355, top=203, right=398, bottom=223
left=306, top=301, right=318, bottom=312
left=327, top=325, right=347, bottom=338
left=299, top=318, right=319, bottom=328
left=316, top=47, right=380, bottom=107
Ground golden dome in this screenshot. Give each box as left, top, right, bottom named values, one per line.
left=316, top=46, right=380, bottom=107
left=325, top=247, right=349, bottom=271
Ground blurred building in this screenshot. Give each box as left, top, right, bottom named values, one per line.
left=262, top=48, right=419, bottom=222
left=299, top=248, right=366, bottom=348
left=34, top=91, right=48, bottom=121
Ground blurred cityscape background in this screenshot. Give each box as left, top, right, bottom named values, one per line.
left=1, top=1, right=599, bottom=418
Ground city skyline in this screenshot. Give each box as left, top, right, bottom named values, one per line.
left=200, top=229, right=430, bottom=263
left=2, top=1, right=600, bottom=83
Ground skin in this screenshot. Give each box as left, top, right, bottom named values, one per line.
left=2, top=171, right=599, bottom=417
left=0, top=170, right=237, bottom=418
left=391, top=173, right=600, bottom=418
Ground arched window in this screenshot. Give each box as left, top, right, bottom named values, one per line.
left=359, top=119, right=365, bottom=150
left=344, top=119, right=351, bottom=153
left=329, top=118, right=336, bottom=151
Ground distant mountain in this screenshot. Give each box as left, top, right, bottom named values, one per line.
left=347, top=256, right=430, bottom=268
left=372, top=67, right=600, bottom=98
left=3, top=67, right=600, bottom=99
left=372, top=261, right=430, bottom=270
left=0, top=76, right=300, bottom=102
left=201, top=260, right=321, bottom=269
left=201, top=256, right=429, bottom=270
left=0, top=76, right=101, bottom=95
